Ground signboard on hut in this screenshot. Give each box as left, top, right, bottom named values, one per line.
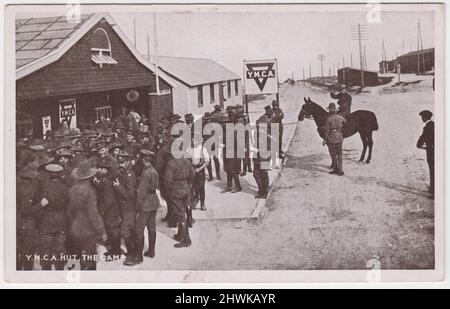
left=59, top=98, right=77, bottom=129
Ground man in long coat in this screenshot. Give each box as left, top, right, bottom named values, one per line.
left=68, top=160, right=107, bottom=270
left=36, top=164, right=69, bottom=270
left=17, top=165, right=41, bottom=270
left=417, top=110, right=435, bottom=197
left=113, top=150, right=137, bottom=264
left=124, top=150, right=160, bottom=266
left=164, top=151, right=195, bottom=248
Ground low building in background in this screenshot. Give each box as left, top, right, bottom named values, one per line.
left=337, top=67, right=379, bottom=87
left=396, top=48, right=434, bottom=74
left=153, top=56, right=243, bottom=117
left=379, top=59, right=398, bottom=73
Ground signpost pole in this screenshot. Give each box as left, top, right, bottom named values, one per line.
left=243, top=60, right=248, bottom=114
left=275, top=58, right=280, bottom=104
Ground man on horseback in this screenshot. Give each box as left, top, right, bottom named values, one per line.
left=323, top=103, right=346, bottom=176
left=330, top=84, right=352, bottom=116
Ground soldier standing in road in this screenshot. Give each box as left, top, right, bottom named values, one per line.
left=239, top=111, right=253, bottom=176
left=252, top=152, right=270, bottom=199
left=165, top=149, right=196, bottom=248
left=37, top=164, right=69, bottom=270
left=271, top=100, right=285, bottom=159
left=126, top=150, right=160, bottom=266
left=113, top=150, right=137, bottom=265
left=155, top=140, right=176, bottom=227
left=256, top=105, right=273, bottom=168
left=69, top=160, right=107, bottom=270
left=204, top=113, right=222, bottom=181
left=417, top=110, right=434, bottom=197
left=323, top=103, right=346, bottom=176
left=190, top=132, right=210, bottom=210
left=331, top=84, right=352, bottom=116
left=222, top=111, right=242, bottom=193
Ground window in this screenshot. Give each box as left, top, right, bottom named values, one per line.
left=17, top=119, right=33, bottom=138
left=210, top=83, right=215, bottom=103
left=227, top=81, right=231, bottom=98
left=95, top=105, right=112, bottom=121
left=234, top=80, right=239, bottom=96
left=91, top=28, right=117, bottom=68
left=197, top=86, right=203, bottom=107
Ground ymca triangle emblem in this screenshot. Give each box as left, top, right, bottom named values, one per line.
left=245, top=62, right=275, bottom=91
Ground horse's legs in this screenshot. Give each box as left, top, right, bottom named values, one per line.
left=366, top=131, right=374, bottom=164
left=358, top=132, right=368, bottom=163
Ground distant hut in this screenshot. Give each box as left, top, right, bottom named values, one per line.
left=337, top=67, right=379, bottom=87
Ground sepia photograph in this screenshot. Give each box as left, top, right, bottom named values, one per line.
left=2, top=1, right=445, bottom=284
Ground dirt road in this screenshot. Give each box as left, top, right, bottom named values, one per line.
left=100, top=75, right=435, bottom=271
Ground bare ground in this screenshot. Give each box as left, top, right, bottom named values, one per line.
left=99, top=76, right=435, bottom=271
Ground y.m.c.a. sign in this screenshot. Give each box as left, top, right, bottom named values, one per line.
left=243, top=59, right=278, bottom=95
left=59, top=98, right=77, bottom=129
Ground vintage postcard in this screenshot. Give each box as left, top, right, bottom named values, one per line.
left=2, top=2, right=445, bottom=284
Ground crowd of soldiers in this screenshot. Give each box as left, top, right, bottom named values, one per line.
left=16, top=101, right=284, bottom=271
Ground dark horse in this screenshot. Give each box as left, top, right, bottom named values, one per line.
left=298, top=97, right=379, bottom=164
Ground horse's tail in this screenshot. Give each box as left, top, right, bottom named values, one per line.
left=370, top=113, right=379, bottom=131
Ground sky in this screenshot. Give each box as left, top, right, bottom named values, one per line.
left=16, top=5, right=435, bottom=81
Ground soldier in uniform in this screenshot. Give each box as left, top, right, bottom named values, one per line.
left=271, top=100, right=285, bottom=159
left=109, top=143, right=124, bottom=161
left=323, top=103, right=346, bottom=176
left=80, top=129, right=98, bottom=153
left=114, top=122, right=127, bottom=144
left=68, top=128, right=82, bottom=147
left=125, top=150, right=160, bottom=266
left=204, top=113, right=222, bottom=181
left=222, top=111, right=242, bottom=193
left=417, top=110, right=435, bottom=197
left=57, top=149, right=76, bottom=187
left=91, top=143, right=122, bottom=261
left=68, top=160, right=107, bottom=270
left=36, top=164, right=69, bottom=270
left=71, top=144, right=87, bottom=166
left=17, top=165, right=40, bottom=270
left=164, top=149, right=196, bottom=248
left=211, top=104, right=222, bottom=117
left=190, top=132, right=210, bottom=211
left=252, top=152, right=270, bottom=199
left=330, top=84, right=352, bottom=116
left=100, top=129, right=116, bottom=145
left=184, top=113, right=194, bottom=129
left=135, top=132, right=156, bottom=177
left=113, top=150, right=137, bottom=265
left=256, top=105, right=273, bottom=169
left=155, top=140, right=176, bottom=227
left=238, top=111, right=253, bottom=176
left=123, top=131, right=140, bottom=161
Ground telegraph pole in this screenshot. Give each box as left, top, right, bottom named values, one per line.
left=318, top=54, right=325, bottom=82
left=351, top=23, right=368, bottom=88
left=133, top=18, right=137, bottom=47
left=350, top=53, right=353, bottom=67
left=302, top=67, right=305, bottom=82
left=309, top=62, right=311, bottom=79
left=153, top=13, right=160, bottom=94
left=417, top=20, right=424, bottom=74
left=147, top=34, right=150, bottom=60
left=363, top=45, right=368, bottom=70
